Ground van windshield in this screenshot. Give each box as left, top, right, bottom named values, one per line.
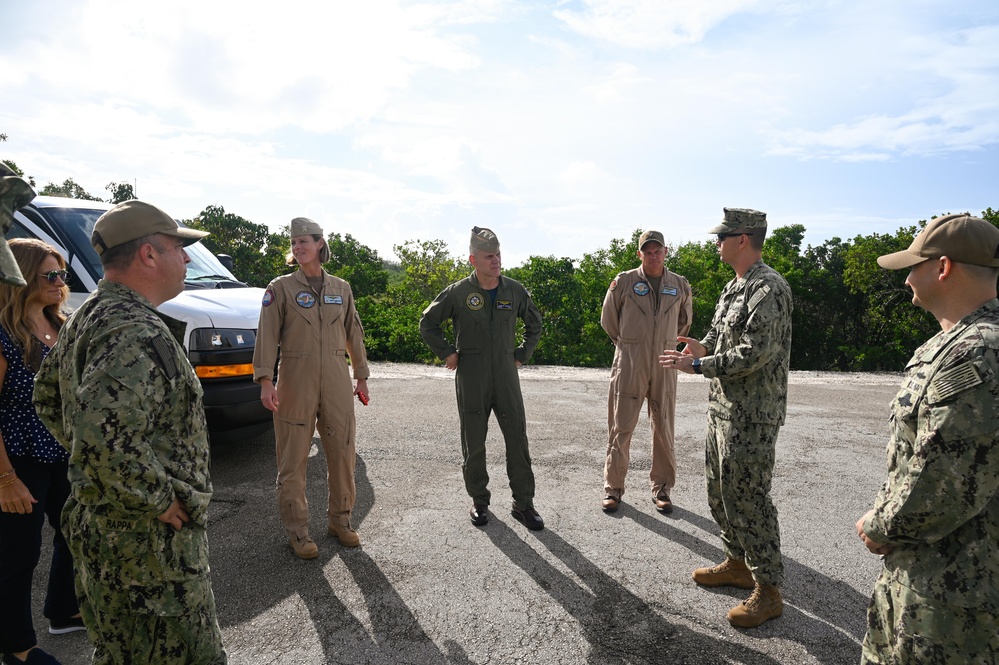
left=37, top=204, right=241, bottom=286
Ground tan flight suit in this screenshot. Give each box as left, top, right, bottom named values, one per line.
left=252, top=270, right=369, bottom=539
left=601, top=267, right=692, bottom=500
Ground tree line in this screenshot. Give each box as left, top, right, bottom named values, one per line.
left=5, top=138, right=993, bottom=371
left=185, top=204, right=999, bottom=372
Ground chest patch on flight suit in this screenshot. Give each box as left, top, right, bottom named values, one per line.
left=466, top=293, right=484, bottom=310
left=261, top=289, right=275, bottom=307
left=662, top=286, right=677, bottom=296
left=748, top=285, right=771, bottom=310
left=927, top=362, right=982, bottom=403
left=324, top=294, right=342, bottom=305
left=633, top=282, right=650, bottom=296
left=296, top=291, right=317, bottom=308
left=496, top=300, right=513, bottom=310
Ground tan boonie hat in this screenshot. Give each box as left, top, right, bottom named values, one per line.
left=290, top=217, right=323, bottom=237
left=638, top=230, right=665, bottom=250
left=91, top=200, right=208, bottom=256
left=708, top=208, right=767, bottom=235
left=0, top=161, right=32, bottom=286
left=470, top=226, right=499, bottom=253
left=877, top=213, right=999, bottom=270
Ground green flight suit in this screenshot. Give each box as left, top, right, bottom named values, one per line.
left=419, top=272, right=543, bottom=508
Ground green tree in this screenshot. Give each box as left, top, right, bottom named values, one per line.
left=186, top=205, right=290, bottom=287
left=507, top=256, right=585, bottom=365
left=325, top=232, right=389, bottom=299
left=39, top=178, right=102, bottom=201
left=106, top=181, right=135, bottom=203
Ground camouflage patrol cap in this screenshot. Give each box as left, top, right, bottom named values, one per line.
left=708, top=208, right=767, bottom=235
left=0, top=161, right=34, bottom=286
left=638, top=230, right=665, bottom=250
left=92, top=200, right=208, bottom=256
left=877, top=213, right=999, bottom=270
left=470, top=226, right=499, bottom=253
left=290, top=217, right=323, bottom=238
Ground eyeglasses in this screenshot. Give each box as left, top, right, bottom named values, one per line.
left=716, top=233, right=754, bottom=242
left=38, top=270, right=70, bottom=284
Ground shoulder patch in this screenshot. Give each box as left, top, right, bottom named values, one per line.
left=748, top=284, right=771, bottom=310
left=927, top=362, right=982, bottom=403
left=150, top=335, right=178, bottom=380
left=609, top=279, right=618, bottom=291
left=262, top=289, right=274, bottom=307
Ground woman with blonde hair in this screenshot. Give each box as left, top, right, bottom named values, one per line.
left=0, top=239, right=80, bottom=665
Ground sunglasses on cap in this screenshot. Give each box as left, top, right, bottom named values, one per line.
left=39, top=270, right=70, bottom=284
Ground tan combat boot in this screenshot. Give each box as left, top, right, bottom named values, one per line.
left=328, top=522, right=360, bottom=547
left=727, top=583, right=783, bottom=628
left=290, top=536, right=319, bottom=559
left=692, top=558, right=756, bottom=589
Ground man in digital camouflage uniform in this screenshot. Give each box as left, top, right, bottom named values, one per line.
left=34, top=200, right=226, bottom=664
left=419, top=226, right=545, bottom=530
left=856, top=213, right=999, bottom=664
left=600, top=229, right=692, bottom=514
left=660, top=208, right=792, bottom=628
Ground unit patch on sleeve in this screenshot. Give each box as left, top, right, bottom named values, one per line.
left=296, top=291, right=317, bottom=308
left=609, top=279, right=618, bottom=291
left=324, top=294, right=343, bottom=305
left=466, top=293, right=484, bottom=310
left=748, top=285, right=771, bottom=310
left=927, top=362, right=982, bottom=403
left=261, top=289, right=274, bottom=307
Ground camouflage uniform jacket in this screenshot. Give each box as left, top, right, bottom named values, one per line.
left=699, top=260, right=792, bottom=425
left=863, top=298, right=999, bottom=611
left=33, top=279, right=213, bottom=526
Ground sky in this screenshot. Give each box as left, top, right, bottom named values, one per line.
left=1, top=0, right=997, bottom=266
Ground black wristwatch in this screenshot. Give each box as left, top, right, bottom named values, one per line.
left=692, top=358, right=703, bottom=374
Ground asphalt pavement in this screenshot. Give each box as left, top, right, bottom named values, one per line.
left=32, top=362, right=901, bottom=664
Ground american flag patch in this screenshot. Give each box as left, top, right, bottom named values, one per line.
left=927, top=362, right=982, bottom=403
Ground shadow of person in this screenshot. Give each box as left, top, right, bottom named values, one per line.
left=482, top=518, right=784, bottom=665
left=208, top=434, right=462, bottom=664
left=623, top=503, right=870, bottom=664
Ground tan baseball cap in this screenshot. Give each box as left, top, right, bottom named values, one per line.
left=470, top=226, right=499, bottom=253
left=708, top=208, right=767, bottom=235
left=638, top=230, right=665, bottom=250
left=92, top=200, right=208, bottom=256
left=0, top=162, right=32, bottom=286
left=877, top=213, right=999, bottom=270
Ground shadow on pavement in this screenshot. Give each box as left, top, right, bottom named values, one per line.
left=483, top=517, right=784, bottom=665
left=623, top=503, right=868, bottom=665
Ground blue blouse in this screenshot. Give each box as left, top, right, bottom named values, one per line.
left=0, top=324, right=66, bottom=462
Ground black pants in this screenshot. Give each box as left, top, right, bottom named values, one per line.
left=0, top=458, right=78, bottom=654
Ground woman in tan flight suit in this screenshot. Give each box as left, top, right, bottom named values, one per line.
left=252, top=218, right=370, bottom=559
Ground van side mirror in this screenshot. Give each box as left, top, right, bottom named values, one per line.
left=216, top=254, right=235, bottom=272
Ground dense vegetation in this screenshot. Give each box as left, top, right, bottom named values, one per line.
left=187, top=206, right=999, bottom=372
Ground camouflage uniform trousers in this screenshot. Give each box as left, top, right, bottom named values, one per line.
left=64, top=500, right=226, bottom=665
left=704, top=413, right=784, bottom=587
left=861, top=569, right=999, bottom=665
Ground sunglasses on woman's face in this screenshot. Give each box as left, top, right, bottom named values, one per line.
left=39, top=270, right=70, bottom=284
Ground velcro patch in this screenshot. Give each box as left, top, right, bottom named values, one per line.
left=927, top=362, right=982, bottom=403
left=496, top=300, right=513, bottom=310
left=748, top=285, right=771, bottom=310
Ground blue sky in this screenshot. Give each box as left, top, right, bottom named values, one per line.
left=1, top=0, right=997, bottom=266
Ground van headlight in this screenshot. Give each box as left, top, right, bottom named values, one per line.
left=188, top=329, right=257, bottom=379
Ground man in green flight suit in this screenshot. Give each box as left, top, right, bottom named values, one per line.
left=420, top=226, right=545, bottom=530
left=33, top=200, right=226, bottom=664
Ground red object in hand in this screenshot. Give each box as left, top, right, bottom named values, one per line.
left=356, top=390, right=369, bottom=406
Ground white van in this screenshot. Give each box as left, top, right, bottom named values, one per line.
left=8, top=196, right=272, bottom=442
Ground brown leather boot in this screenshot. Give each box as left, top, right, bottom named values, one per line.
left=692, top=558, right=755, bottom=589
left=290, top=536, right=319, bottom=559
left=328, top=522, right=360, bottom=547
left=727, top=584, right=783, bottom=628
